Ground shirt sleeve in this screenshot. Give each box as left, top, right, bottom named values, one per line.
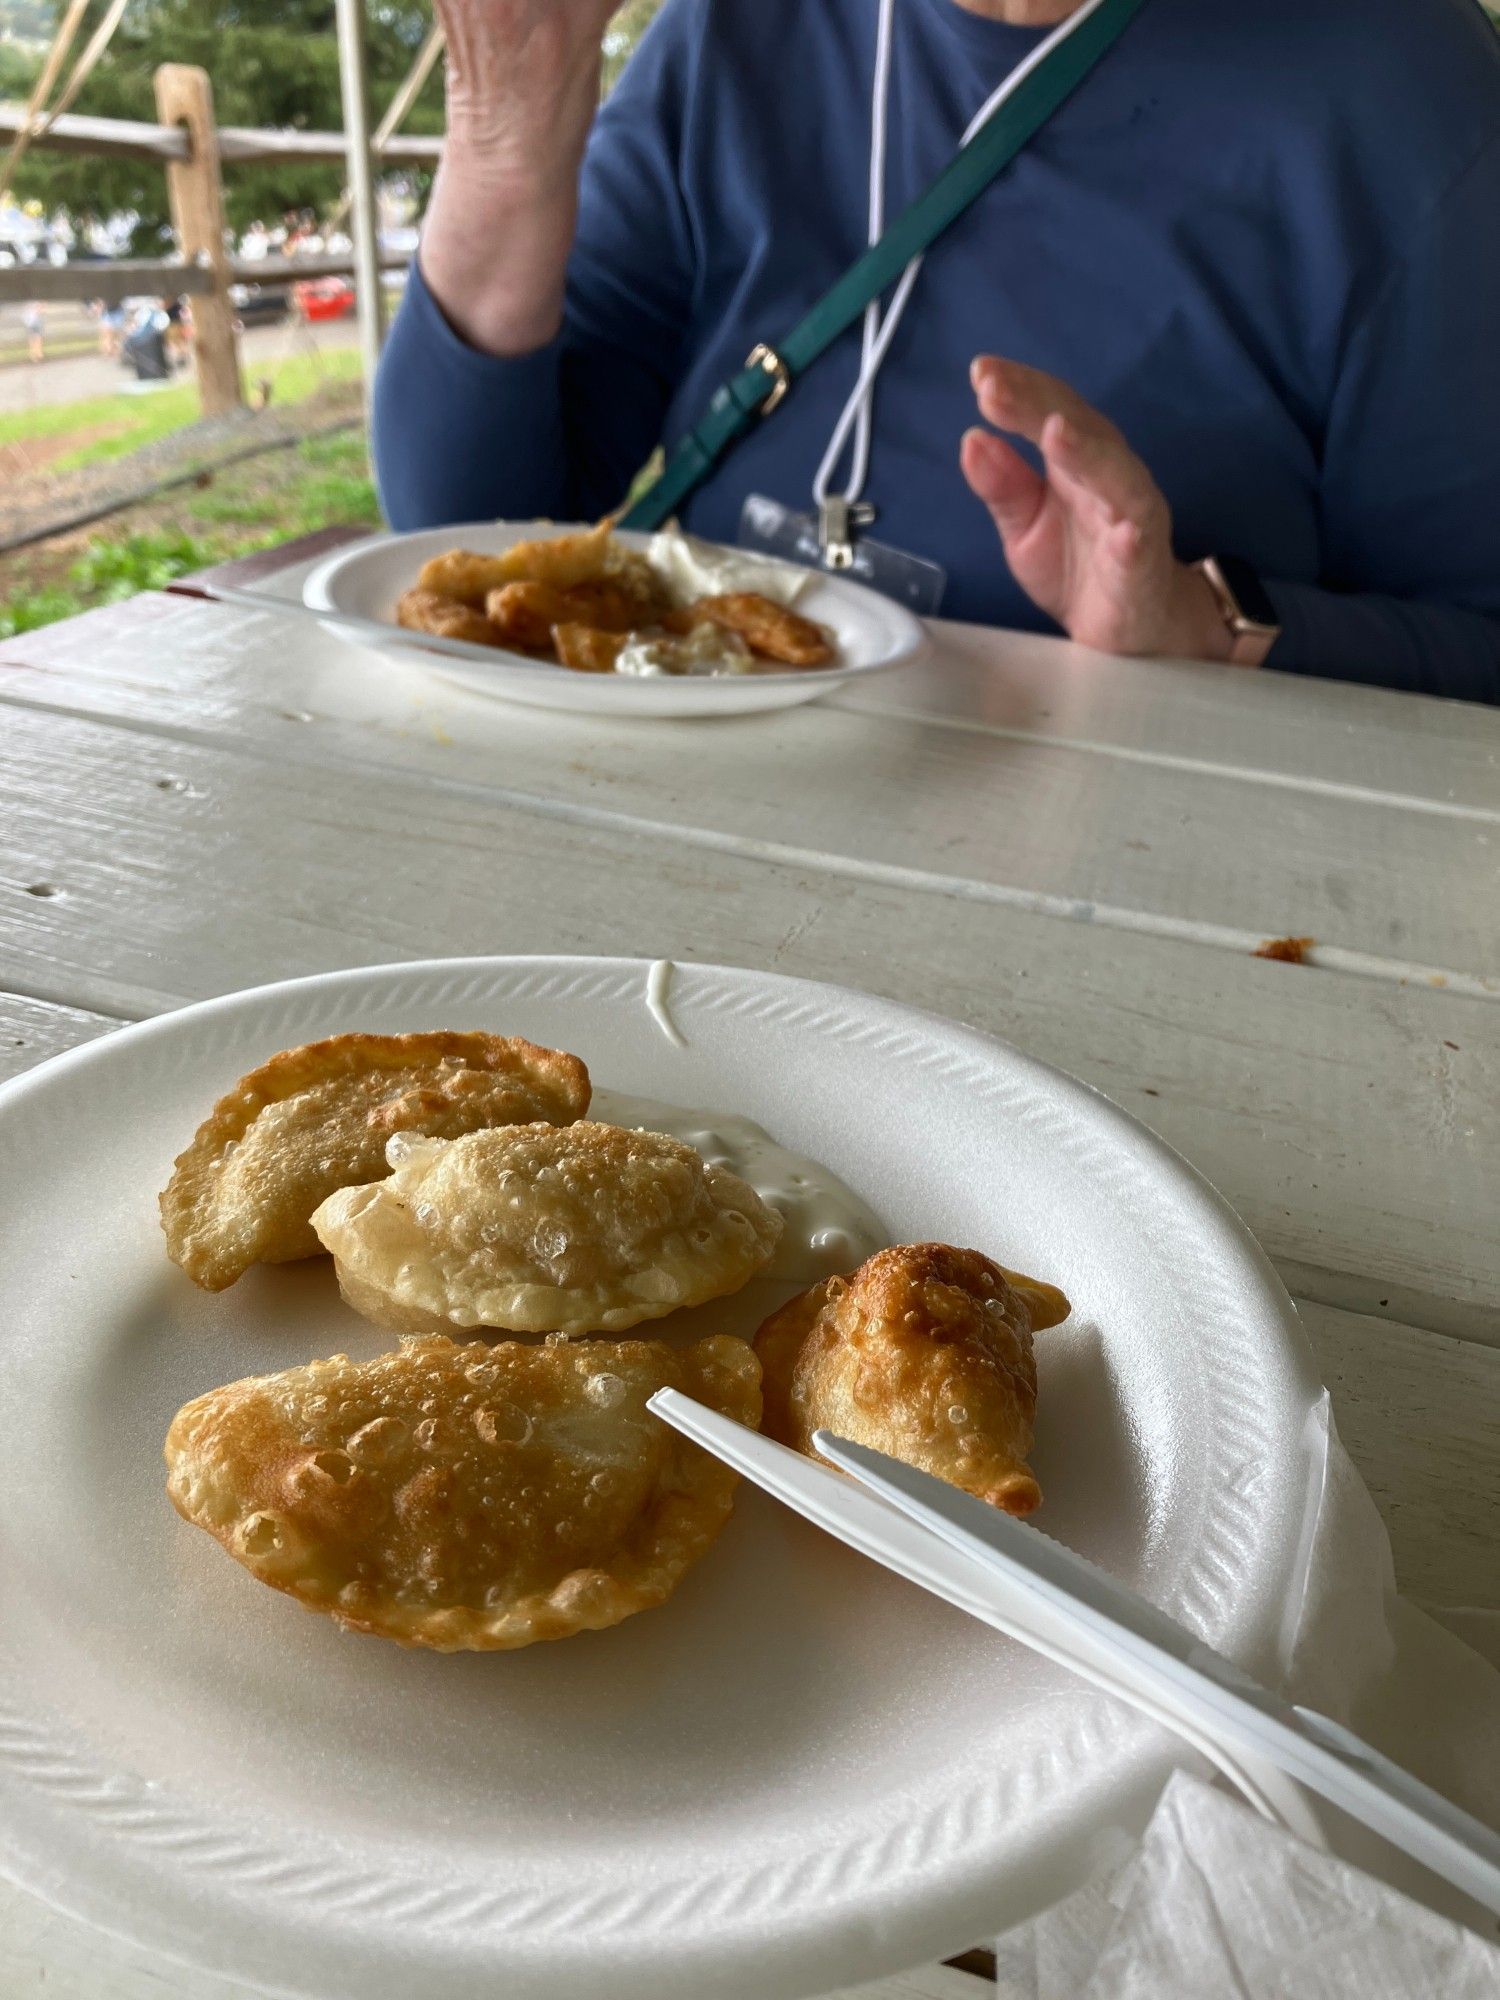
left=1263, top=130, right=1500, bottom=705
left=371, top=1, right=702, bottom=531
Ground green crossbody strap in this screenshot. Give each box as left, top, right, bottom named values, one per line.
left=619, top=0, right=1147, bottom=534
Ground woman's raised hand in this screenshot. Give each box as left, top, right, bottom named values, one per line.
left=961, top=356, right=1234, bottom=663
left=435, top=0, right=620, bottom=173
left=420, top=0, right=623, bottom=356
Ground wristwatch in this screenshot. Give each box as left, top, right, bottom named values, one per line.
left=1193, top=554, right=1282, bottom=667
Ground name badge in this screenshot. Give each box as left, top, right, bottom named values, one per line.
left=738, top=494, right=947, bottom=616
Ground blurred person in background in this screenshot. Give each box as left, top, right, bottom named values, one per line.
left=96, top=300, right=125, bottom=358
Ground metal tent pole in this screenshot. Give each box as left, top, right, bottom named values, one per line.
left=333, top=0, right=386, bottom=404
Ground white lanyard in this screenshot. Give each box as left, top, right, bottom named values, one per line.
left=811, top=0, right=1114, bottom=558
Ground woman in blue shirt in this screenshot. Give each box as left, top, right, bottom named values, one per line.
left=374, top=0, right=1500, bottom=703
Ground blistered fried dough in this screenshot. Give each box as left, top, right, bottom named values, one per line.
left=493, top=520, right=616, bottom=588
left=395, top=587, right=504, bottom=648
left=755, top=1243, right=1070, bottom=1515
left=312, top=1120, right=783, bottom=1338
left=484, top=579, right=645, bottom=653
left=415, top=550, right=521, bottom=607
left=690, top=593, right=835, bottom=667
left=416, top=522, right=615, bottom=606
left=164, top=1332, right=762, bottom=1650
left=160, top=1032, right=591, bottom=1292
left=554, top=623, right=627, bottom=674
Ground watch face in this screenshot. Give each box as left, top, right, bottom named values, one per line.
left=1213, top=554, right=1279, bottom=632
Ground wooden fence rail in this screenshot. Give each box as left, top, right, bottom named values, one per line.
left=0, top=249, right=410, bottom=307
left=0, top=101, right=441, bottom=167
left=1, top=257, right=215, bottom=303
left=0, top=67, right=429, bottom=414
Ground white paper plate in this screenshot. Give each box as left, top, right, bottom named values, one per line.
left=302, top=523, right=928, bottom=716
left=0, top=958, right=1324, bottom=1999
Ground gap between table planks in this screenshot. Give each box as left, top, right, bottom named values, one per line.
left=0, top=698, right=1495, bottom=1340
left=2, top=987, right=1492, bottom=1615
left=2, top=591, right=1497, bottom=996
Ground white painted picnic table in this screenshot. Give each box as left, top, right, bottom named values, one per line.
left=1, top=531, right=1496, bottom=1998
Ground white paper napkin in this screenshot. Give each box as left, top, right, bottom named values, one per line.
left=993, top=1394, right=1500, bottom=1992
left=993, top=1770, right=1500, bottom=1999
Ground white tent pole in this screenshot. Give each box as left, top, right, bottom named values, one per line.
left=334, top=0, right=386, bottom=404
left=328, top=23, right=443, bottom=235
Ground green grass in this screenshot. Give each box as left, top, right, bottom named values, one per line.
left=0, top=349, right=363, bottom=469
left=0, top=584, right=85, bottom=636
left=0, top=530, right=217, bottom=638
left=1, top=426, right=380, bottom=639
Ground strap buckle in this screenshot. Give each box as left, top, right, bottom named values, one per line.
left=745, top=342, right=791, bottom=416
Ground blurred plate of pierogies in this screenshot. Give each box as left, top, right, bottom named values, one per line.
left=0, top=955, right=1321, bottom=2000
left=302, top=520, right=929, bottom=717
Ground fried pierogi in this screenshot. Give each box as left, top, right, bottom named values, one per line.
left=553, top=622, right=628, bottom=674
left=755, top=1243, right=1070, bottom=1514
left=415, top=522, right=617, bottom=607
left=484, top=578, right=646, bottom=653
left=688, top=593, right=834, bottom=667
left=164, top=1333, right=762, bottom=1650
left=311, top=1121, right=783, bottom=1338
left=394, top=587, right=504, bottom=648
left=161, top=1032, right=591, bottom=1292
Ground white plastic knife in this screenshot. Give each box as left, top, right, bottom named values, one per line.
left=647, top=1388, right=1500, bottom=1916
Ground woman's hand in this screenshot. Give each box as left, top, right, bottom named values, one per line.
left=960, top=356, right=1234, bottom=662
left=436, top=0, right=618, bottom=175
left=420, top=0, right=621, bottom=356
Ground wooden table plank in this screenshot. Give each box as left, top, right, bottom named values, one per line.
left=841, top=619, right=1500, bottom=815
left=2, top=705, right=1495, bottom=1339
left=171, top=532, right=1500, bottom=812
left=1297, top=1302, right=1500, bottom=1610
left=11, top=563, right=1500, bottom=815
left=0, top=989, right=122, bottom=1075
left=1, top=596, right=1496, bottom=991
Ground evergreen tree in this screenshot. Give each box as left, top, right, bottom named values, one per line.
left=1, top=0, right=444, bottom=245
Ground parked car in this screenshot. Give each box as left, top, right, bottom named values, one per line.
left=292, top=277, right=355, bottom=324
left=229, top=282, right=290, bottom=329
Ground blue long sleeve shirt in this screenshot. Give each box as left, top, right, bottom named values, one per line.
left=373, top=0, right=1500, bottom=704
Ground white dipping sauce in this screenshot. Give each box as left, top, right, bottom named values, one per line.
left=589, top=1088, right=889, bottom=1345
left=645, top=527, right=808, bottom=607
left=614, top=624, right=755, bottom=679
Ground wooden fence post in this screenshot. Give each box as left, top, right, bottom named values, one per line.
left=153, top=63, right=244, bottom=416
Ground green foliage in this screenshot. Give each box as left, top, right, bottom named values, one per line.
left=603, top=0, right=664, bottom=91
left=66, top=528, right=216, bottom=599
left=2, top=0, right=444, bottom=243
left=0, top=428, right=380, bottom=636
left=0, top=584, right=86, bottom=637
left=0, top=0, right=669, bottom=246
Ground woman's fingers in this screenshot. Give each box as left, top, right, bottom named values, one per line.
left=971, top=356, right=1162, bottom=526
left=1042, top=412, right=1164, bottom=530
left=970, top=354, right=1098, bottom=447
left=960, top=426, right=1048, bottom=543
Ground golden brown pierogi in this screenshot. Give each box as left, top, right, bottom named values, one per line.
left=754, top=1243, right=1069, bottom=1514
left=164, top=1332, right=762, bottom=1650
